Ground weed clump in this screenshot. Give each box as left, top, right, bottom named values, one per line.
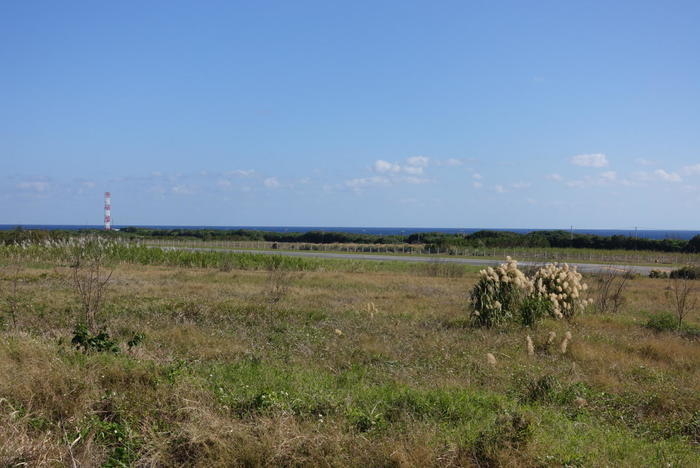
left=471, top=411, right=532, bottom=466
left=470, top=258, right=590, bottom=327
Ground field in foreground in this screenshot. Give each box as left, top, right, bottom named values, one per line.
left=1, top=255, right=699, bottom=466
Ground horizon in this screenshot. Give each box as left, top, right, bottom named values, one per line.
left=2, top=223, right=699, bottom=236
left=3, top=1, right=700, bottom=228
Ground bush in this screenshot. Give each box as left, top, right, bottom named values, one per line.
left=685, top=235, right=700, bottom=253
left=649, top=270, right=668, bottom=279
left=670, top=266, right=699, bottom=280
left=470, top=258, right=532, bottom=327
left=531, top=263, right=590, bottom=320
left=470, top=259, right=590, bottom=327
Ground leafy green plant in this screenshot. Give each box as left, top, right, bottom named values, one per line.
left=645, top=313, right=678, bottom=333
left=71, top=323, right=119, bottom=353
left=519, top=295, right=550, bottom=327
left=347, top=406, right=386, bottom=433
left=127, top=333, right=144, bottom=350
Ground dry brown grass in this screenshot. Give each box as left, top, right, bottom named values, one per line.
left=0, top=261, right=698, bottom=465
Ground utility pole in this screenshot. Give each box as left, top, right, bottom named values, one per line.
left=570, top=225, right=574, bottom=246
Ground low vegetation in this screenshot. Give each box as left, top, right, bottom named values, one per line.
left=4, top=226, right=700, bottom=254
left=0, top=242, right=698, bottom=466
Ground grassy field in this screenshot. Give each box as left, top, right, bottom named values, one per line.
left=1, top=247, right=699, bottom=466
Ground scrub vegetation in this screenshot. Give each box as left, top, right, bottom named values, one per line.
left=0, top=241, right=699, bottom=466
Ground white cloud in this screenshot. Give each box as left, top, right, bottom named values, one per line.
left=345, top=176, right=390, bottom=191
left=570, top=153, right=609, bottom=168
left=263, top=177, right=280, bottom=188
left=374, top=157, right=431, bottom=175
left=546, top=173, right=563, bottom=181
left=682, top=164, right=700, bottom=176
left=600, top=171, right=617, bottom=181
left=631, top=171, right=652, bottom=182
left=216, top=179, right=232, bottom=188
left=171, top=184, right=195, bottom=195
left=401, top=176, right=430, bottom=185
left=473, top=181, right=483, bottom=189
left=634, top=158, right=655, bottom=166
left=17, top=181, right=50, bottom=192
left=443, top=158, right=463, bottom=166
left=403, top=166, right=424, bottom=175
left=472, top=173, right=483, bottom=180
left=494, top=185, right=506, bottom=193
left=653, top=169, right=681, bottom=183
left=567, top=179, right=581, bottom=188
left=226, top=169, right=255, bottom=177
left=373, top=160, right=401, bottom=173
left=406, top=156, right=429, bottom=167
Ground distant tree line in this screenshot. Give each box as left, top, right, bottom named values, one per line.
left=118, top=227, right=700, bottom=253
left=3, top=226, right=700, bottom=254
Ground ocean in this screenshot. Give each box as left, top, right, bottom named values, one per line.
left=1, top=225, right=699, bottom=240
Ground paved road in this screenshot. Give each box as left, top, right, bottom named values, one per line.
left=160, top=246, right=667, bottom=275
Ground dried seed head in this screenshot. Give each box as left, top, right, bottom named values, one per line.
left=526, top=335, right=534, bottom=356
left=486, top=353, right=497, bottom=366
left=560, top=337, right=569, bottom=354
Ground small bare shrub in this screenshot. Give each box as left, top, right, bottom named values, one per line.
left=0, top=253, right=32, bottom=330
left=0, top=253, right=29, bottom=330
left=265, top=266, right=294, bottom=304
left=665, top=276, right=698, bottom=330
left=593, top=269, right=630, bottom=314
left=66, top=237, right=113, bottom=332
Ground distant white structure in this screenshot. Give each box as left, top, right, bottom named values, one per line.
left=104, top=192, right=112, bottom=230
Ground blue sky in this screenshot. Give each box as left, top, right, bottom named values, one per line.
left=2, top=1, right=699, bottom=229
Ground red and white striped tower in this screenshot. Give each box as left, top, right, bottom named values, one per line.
left=104, top=192, right=112, bottom=230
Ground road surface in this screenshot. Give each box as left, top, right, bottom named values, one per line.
left=158, top=246, right=667, bottom=275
